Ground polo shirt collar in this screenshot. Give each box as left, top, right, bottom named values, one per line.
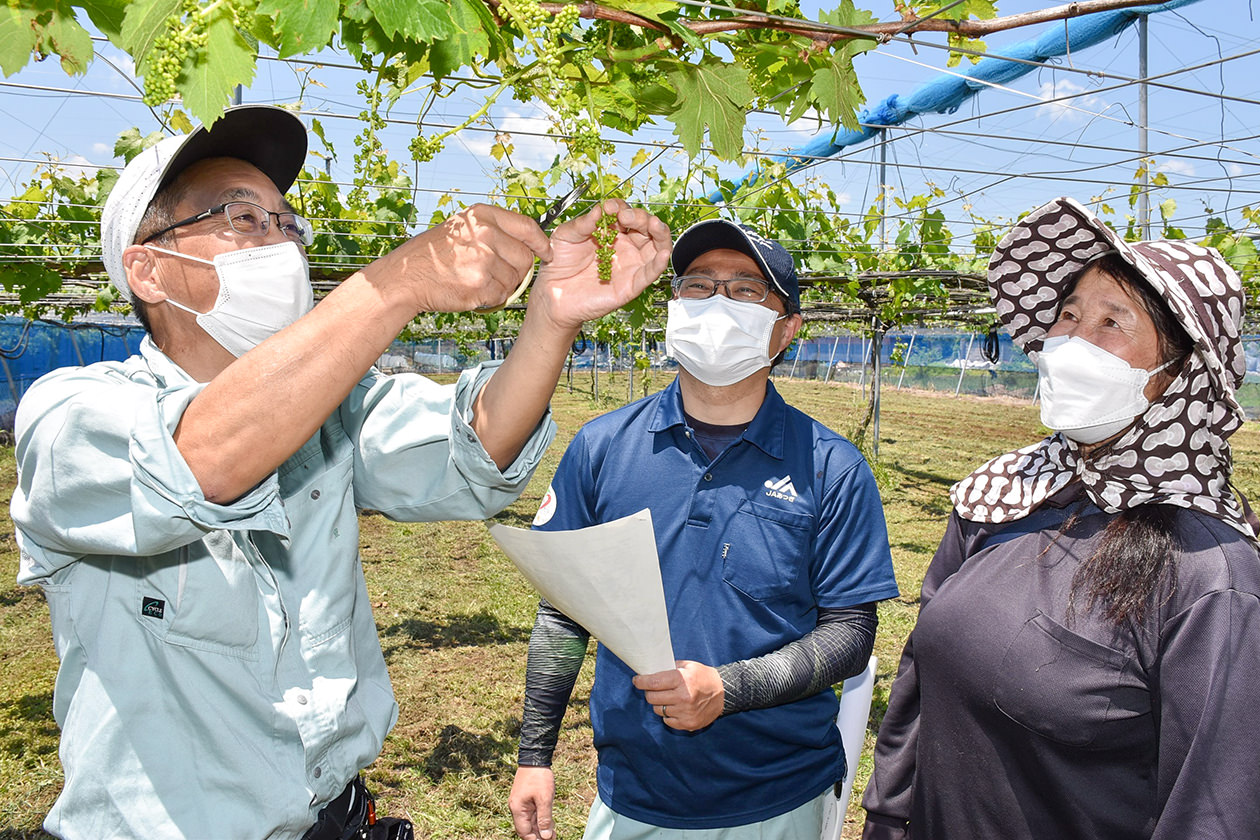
left=648, top=377, right=788, bottom=460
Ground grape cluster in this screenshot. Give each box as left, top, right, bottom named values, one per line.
left=498, top=2, right=612, bottom=170
left=142, top=0, right=217, bottom=106
left=409, top=135, right=443, bottom=163
left=552, top=3, right=580, bottom=32
left=593, top=213, right=617, bottom=283
left=569, top=119, right=614, bottom=157
left=501, top=0, right=550, bottom=36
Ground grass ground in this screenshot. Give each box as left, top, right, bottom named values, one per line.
left=2, top=373, right=1258, bottom=839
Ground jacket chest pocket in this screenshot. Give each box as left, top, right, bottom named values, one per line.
left=720, top=499, right=814, bottom=601
left=134, top=530, right=261, bottom=660
left=992, top=611, right=1150, bottom=749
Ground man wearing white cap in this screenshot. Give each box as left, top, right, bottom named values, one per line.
left=509, top=220, right=899, bottom=840
left=10, top=105, right=670, bottom=840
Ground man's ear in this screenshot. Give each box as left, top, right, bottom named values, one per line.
left=773, top=313, right=803, bottom=357
left=121, top=244, right=166, bottom=304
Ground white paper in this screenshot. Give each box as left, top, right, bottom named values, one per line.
left=487, top=509, right=675, bottom=675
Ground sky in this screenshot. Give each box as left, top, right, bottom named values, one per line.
left=1, top=0, right=1258, bottom=260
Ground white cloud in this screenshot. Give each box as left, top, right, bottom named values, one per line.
left=1157, top=158, right=1197, bottom=178
left=460, top=107, right=563, bottom=170
left=1035, top=79, right=1110, bottom=124
left=94, top=48, right=138, bottom=91
left=49, top=154, right=100, bottom=177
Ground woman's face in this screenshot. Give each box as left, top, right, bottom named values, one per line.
left=1045, top=265, right=1171, bottom=403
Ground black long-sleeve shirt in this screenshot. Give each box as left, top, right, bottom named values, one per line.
left=518, top=601, right=877, bottom=766
left=863, top=483, right=1260, bottom=840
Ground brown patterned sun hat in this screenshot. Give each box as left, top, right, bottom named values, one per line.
left=953, top=196, right=1255, bottom=539
left=987, top=196, right=1246, bottom=418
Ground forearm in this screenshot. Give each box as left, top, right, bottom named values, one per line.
left=718, top=604, right=877, bottom=714
left=518, top=599, right=590, bottom=766
left=471, top=303, right=579, bottom=471
left=175, top=267, right=417, bottom=503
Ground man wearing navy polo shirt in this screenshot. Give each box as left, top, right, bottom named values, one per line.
left=508, top=220, right=899, bottom=840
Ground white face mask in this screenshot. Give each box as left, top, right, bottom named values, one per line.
left=147, top=241, right=314, bottom=357
left=1035, top=334, right=1171, bottom=444
left=665, top=295, right=782, bottom=387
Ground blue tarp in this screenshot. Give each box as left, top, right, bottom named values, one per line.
left=711, top=0, right=1205, bottom=203
left=0, top=317, right=145, bottom=432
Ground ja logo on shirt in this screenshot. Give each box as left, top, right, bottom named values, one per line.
left=763, top=476, right=798, bottom=501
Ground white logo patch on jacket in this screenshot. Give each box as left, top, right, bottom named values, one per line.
left=763, top=476, right=798, bottom=501
left=533, top=484, right=558, bottom=526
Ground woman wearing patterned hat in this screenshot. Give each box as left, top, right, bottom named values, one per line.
left=861, top=196, right=1260, bottom=840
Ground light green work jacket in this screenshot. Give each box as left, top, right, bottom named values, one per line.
left=11, top=337, right=553, bottom=839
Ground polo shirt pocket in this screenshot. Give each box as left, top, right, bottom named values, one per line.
left=133, top=530, right=261, bottom=660
left=721, top=499, right=813, bottom=601
left=992, top=611, right=1149, bottom=748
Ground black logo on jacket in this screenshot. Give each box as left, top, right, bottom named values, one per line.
left=141, top=597, right=165, bottom=620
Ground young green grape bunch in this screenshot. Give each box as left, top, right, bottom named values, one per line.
left=594, top=213, right=618, bottom=284
left=143, top=0, right=251, bottom=106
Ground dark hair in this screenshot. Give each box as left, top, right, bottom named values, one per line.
left=1062, top=252, right=1195, bottom=626
left=127, top=180, right=189, bottom=334
left=1065, top=505, right=1181, bottom=626
left=778, top=287, right=801, bottom=318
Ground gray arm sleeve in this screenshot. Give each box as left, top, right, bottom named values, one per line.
left=517, top=598, right=591, bottom=767
left=717, top=603, right=877, bottom=714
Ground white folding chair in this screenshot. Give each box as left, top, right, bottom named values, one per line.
left=819, top=655, right=878, bottom=840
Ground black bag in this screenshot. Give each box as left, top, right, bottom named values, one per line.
left=303, top=776, right=414, bottom=840
left=358, top=816, right=414, bottom=840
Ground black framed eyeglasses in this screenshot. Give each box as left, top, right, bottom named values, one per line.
left=142, top=201, right=314, bottom=246
left=671, top=274, right=772, bottom=304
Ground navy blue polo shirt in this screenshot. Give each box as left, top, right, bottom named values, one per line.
left=534, top=378, right=898, bottom=828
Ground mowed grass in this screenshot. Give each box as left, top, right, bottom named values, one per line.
left=2, top=373, right=1259, bottom=839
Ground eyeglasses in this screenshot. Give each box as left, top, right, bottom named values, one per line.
left=671, top=274, right=773, bottom=304
left=142, top=201, right=314, bottom=246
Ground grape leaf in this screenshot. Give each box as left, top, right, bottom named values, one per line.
left=118, top=0, right=181, bottom=63
left=667, top=60, right=754, bottom=160
left=954, top=0, right=998, bottom=21
left=176, top=5, right=257, bottom=126
left=364, top=0, right=455, bottom=43
left=1, top=0, right=94, bottom=77
left=599, top=0, right=677, bottom=16
left=78, top=0, right=130, bottom=43
left=258, top=0, right=339, bottom=58
left=811, top=56, right=863, bottom=132
left=43, top=1, right=94, bottom=75
left=0, top=5, right=37, bottom=76
left=429, top=0, right=493, bottom=80
left=0, top=263, right=63, bottom=305
left=819, top=0, right=879, bottom=30
left=113, top=127, right=166, bottom=161
left=168, top=109, right=194, bottom=133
